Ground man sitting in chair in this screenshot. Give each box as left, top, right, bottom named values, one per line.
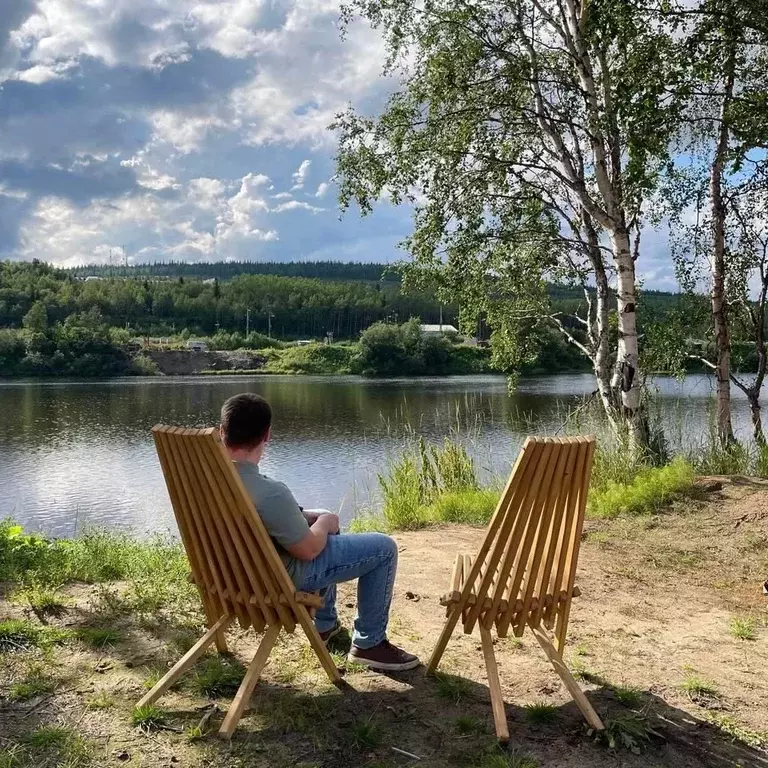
left=220, top=392, right=420, bottom=672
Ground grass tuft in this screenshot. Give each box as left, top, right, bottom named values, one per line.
left=453, top=715, right=486, bottom=735
left=189, top=655, right=245, bottom=698
left=729, top=617, right=757, bottom=641
left=349, top=719, right=383, bottom=750
left=131, top=705, right=167, bottom=731
left=434, top=672, right=472, bottom=704
left=75, top=627, right=123, bottom=649
left=85, top=692, right=114, bottom=710
left=613, top=685, right=644, bottom=708
left=523, top=701, right=558, bottom=725
left=681, top=673, right=719, bottom=699
left=476, top=751, right=539, bottom=768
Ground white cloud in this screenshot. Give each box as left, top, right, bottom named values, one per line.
left=315, top=181, right=330, bottom=198
left=16, top=172, right=280, bottom=265
left=291, top=159, right=312, bottom=189
left=273, top=200, right=323, bottom=214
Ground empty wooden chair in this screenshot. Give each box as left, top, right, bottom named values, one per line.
left=136, top=426, right=342, bottom=738
left=427, top=436, right=604, bottom=741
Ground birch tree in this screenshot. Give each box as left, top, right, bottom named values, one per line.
left=667, top=0, right=768, bottom=446
left=335, top=0, right=682, bottom=450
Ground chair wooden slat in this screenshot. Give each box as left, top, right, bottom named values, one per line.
left=182, top=430, right=268, bottom=631
left=428, top=435, right=603, bottom=742
left=142, top=424, right=343, bottom=737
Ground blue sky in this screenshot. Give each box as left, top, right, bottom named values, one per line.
left=0, top=0, right=413, bottom=268
left=0, top=0, right=678, bottom=289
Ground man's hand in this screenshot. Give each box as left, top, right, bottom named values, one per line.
left=286, top=512, right=340, bottom=561
left=315, top=513, right=340, bottom=535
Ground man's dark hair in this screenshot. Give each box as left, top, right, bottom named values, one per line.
left=220, top=393, right=272, bottom=449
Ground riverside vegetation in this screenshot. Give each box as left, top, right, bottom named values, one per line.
left=1, top=431, right=768, bottom=767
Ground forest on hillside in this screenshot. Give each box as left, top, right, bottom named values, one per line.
left=0, top=258, right=728, bottom=379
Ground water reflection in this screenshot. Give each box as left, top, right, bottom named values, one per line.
left=0, top=373, right=748, bottom=537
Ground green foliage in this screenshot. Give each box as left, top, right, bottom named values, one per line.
left=599, top=712, right=662, bottom=755
left=189, top=655, right=245, bottom=698
left=705, top=713, right=768, bottom=749
left=729, top=617, right=757, bottom=641
left=523, top=702, right=558, bottom=725
left=20, top=726, right=92, bottom=765
left=131, top=705, right=167, bottom=731
left=681, top=674, right=719, bottom=699
left=588, top=457, right=695, bottom=519
left=422, top=488, right=499, bottom=526
left=453, top=715, right=486, bottom=735
left=0, top=521, right=197, bottom=623
left=378, top=438, right=480, bottom=530
left=263, top=343, right=355, bottom=374
left=433, top=673, right=471, bottom=704
left=349, top=719, right=383, bottom=750
left=476, top=751, right=539, bottom=768
left=354, top=318, right=488, bottom=376
left=74, top=627, right=123, bottom=649
left=613, top=685, right=644, bottom=708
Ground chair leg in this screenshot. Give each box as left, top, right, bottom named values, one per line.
left=531, top=627, right=604, bottom=732
left=137, top=615, right=232, bottom=709
left=426, top=606, right=462, bottom=674
left=479, top=625, right=509, bottom=743
left=218, top=623, right=282, bottom=739
left=296, top=606, right=343, bottom=686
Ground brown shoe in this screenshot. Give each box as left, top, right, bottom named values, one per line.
left=348, top=641, right=420, bottom=672
left=318, top=621, right=343, bottom=644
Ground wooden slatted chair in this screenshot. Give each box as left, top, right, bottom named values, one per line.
left=427, top=436, right=604, bottom=742
left=136, top=426, right=343, bottom=738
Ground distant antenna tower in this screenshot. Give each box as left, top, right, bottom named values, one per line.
left=123, top=245, right=128, bottom=268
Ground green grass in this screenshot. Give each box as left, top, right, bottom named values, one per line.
left=74, top=627, right=123, bottom=649
left=523, top=701, right=558, bottom=725
left=588, top=457, right=695, bottom=519
left=423, top=488, right=500, bottom=525
left=681, top=674, right=719, bottom=700
left=729, top=617, right=757, bottom=641
left=349, top=719, right=383, bottom=750
left=11, top=583, right=68, bottom=617
left=706, top=713, right=768, bottom=749
left=131, top=705, right=167, bottom=731
left=9, top=675, right=55, bottom=702
left=476, top=751, right=539, bottom=768
left=434, top=672, right=472, bottom=704
left=19, top=726, right=92, bottom=765
left=454, top=715, right=487, bottom=735
left=188, top=655, right=245, bottom=697
left=0, top=521, right=198, bottom=625
left=613, top=685, right=644, bottom=708
left=0, top=619, right=70, bottom=651
left=85, top=692, right=114, bottom=710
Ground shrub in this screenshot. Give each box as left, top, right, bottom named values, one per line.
left=264, top=344, right=355, bottom=374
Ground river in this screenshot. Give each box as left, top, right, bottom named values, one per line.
left=0, top=373, right=751, bottom=538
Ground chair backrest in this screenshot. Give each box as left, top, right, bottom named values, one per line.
left=460, top=436, right=595, bottom=645
left=152, top=425, right=302, bottom=634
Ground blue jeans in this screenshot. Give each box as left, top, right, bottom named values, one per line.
left=298, top=532, right=398, bottom=649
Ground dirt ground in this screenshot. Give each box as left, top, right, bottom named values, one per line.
left=1, top=477, right=768, bottom=768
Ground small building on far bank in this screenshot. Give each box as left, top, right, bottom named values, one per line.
left=419, top=324, right=459, bottom=337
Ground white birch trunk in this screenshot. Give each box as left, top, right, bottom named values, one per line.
left=610, top=227, right=648, bottom=449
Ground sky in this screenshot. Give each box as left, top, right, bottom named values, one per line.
left=0, top=0, right=414, bottom=268
left=0, top=0, right=679, bottom=289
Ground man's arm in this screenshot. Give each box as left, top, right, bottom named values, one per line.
left=286, top=513, right=340, bottom=561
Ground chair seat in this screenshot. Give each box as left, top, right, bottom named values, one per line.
left=439, top=552, right=581, bottom=628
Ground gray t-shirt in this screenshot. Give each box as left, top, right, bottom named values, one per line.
left=234, top=461, right=309, bottom=585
